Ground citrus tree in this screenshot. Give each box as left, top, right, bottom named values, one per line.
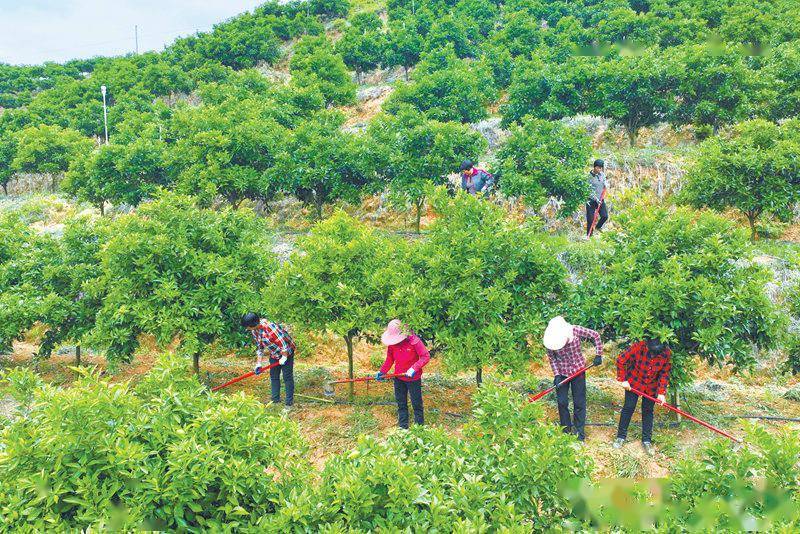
left=89, top=192, right=275, bottom=372
left=497, top=117, right=592, bottom=215
left=266, top=212, right=408, bottom=390
left=393, top=189, right=569, bottom=384
left=682, top=119, right=800, bottom=240
left=574, top=206, right=785, bottom=388
left=11, top=124, right=93, bottom=189
left=367, top=108, right=486, bottom=232
left=273, top=111, right=375, bottom=219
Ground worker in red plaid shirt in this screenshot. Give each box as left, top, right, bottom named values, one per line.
left=543, top=316, right=603, bottom=441
left=613, top=339, right=672, bottom=455
left=241, top=312, right=296, bottom=410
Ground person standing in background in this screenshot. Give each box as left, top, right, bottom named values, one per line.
left=587, top=159, right=609, bottom=236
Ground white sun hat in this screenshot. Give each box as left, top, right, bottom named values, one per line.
left=543, top=316, right=573, bottom=351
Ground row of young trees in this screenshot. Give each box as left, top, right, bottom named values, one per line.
left=0, top=188, right=786, bottom=389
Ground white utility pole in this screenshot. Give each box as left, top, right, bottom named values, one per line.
left=101, top=85, right=109, bottom=144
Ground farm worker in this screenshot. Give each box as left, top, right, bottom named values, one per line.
left=376, top=319, right=431, bottom=429
left=241, top=312, right=296, bottom=410
left=460, top=160, right=495, bottom=195
left=543, top=316, right=603, bottom=441
left=587, top=159, right=609, bottom=236
left=613, top=339, right=673, bottom=455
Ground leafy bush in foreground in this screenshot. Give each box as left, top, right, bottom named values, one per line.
left=268, top=384, right=591, bottom=531
left=568, top=425, right=800, bottom=531
left=0, top=356, right=311, bottom=530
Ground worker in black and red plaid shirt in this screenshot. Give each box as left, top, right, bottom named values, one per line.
left=613, top=339, right=672, bottom=455
left=543, top=316, right=603, bottom=442
left=241, top=312, right=296, bottom=410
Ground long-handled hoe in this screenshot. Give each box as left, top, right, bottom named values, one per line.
left=528, top=362, right=600, bottom=402
left=630, top=386, right=742, bottom=443
left=211, top=361, right=280, bottom=392
left=323, top=373, right=404, bottom=397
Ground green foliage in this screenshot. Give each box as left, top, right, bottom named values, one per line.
left=11, top=124, right=92, bottom=176
left=497, top=117, right=592, bottom=214
left=385, top=46, right=495, bottom=123
left=290, top=36, right=357, bottom=107
left=89, top=192, right=275, bottom=369
left=269, top=384, right=591, bottom=530
left=168, top=96, right=288, bottom=207
left=394, top=190, right=568, bottom=382
left=63, top=139, right=169, bottom=213
left=367, top=108, right=486, bottom=231
left=336, top=13, right=386, bottom=77
left=0, top=355, right=312, bottom=530
left=588, top=48, right=677, bottom=145
left=267, top=212, right=406, bottom=379
left=574, top=206, right=785, bottom=388
left=0, top=132, right=17, bottom=195
left=273, top=111, right=374, bottom=219
left=669, top=42, right=757, bottom=133
left=682, top=119, right=800, bottom=240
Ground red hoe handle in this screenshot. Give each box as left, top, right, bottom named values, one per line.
left=211, top=361, right=280, bottom=392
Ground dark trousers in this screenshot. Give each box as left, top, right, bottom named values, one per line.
left=586, top=199, right=608, bottom=235
left=394, top=379, right=423, bottom=429
left=269, top=356, right=294, bottom=406
left=555, top=373, right=586, bottom=440
left=616, top=389, right=655, bottom=442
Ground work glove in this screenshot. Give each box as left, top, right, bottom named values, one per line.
left=279, top=356, right=288, bottom=365
left=405, top=368, right=416, bottom=378
left=375, top=372, right=385, bottom=382
left=254, top=364, right=262, bottom=375
left=593, top=355, right=602, bottom=366
left=619, top=380, right=631, bottom=391
left=656, top=394, right=666, bottom=405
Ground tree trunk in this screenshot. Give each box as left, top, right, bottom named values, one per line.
left=345, top=334, right=355, bottom=398
left=414, top=197, right=424, bottom=233
left=627, top=126, right=637, bottom=147
left=671, top=390, right=681, bottom=423
left=475, top=367, right=483, bottom=387
left=75, top=343, right=81, bottom=366
left=404, top=66, right=410, bottom=81
left=1, top=182, right=7, bottom=195
left=99, top=202, right=105, bottom=217
left=746, top=212, right=758, bottom=241
left=193, top=353, right=200, bottom=375
left=314, top=191, right=324, bottom=220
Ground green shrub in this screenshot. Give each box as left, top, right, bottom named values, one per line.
left=268, top=384, right=591, bottom=530
left=395, top=189, right=568, bottom=384
left=89, top=192, right=275, bottom=372
left=574, top=206, right=786, bottom=388
left=0, top=354, right=311, bottom=530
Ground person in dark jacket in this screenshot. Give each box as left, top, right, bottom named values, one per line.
left=612, top=339, right=672, bottom=455
left=586, top=159, right=609, bottom=236
left=460, top=160, right=495, bottom=195
left=376, top=319, right=431, bottom=429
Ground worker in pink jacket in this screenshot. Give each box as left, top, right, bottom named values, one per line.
left=376, top=319, right=431, bottom=428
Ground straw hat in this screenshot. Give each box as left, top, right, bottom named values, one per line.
left=543, top=316, right=573, bottom=351
left=381, top=319, right=408, bottom=346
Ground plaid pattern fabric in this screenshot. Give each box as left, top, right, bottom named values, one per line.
left=252, top=320, right=295, bottom=360
left=546, top=325, right=603, bottom=376
left=616, top=341, right=672, bottom=396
